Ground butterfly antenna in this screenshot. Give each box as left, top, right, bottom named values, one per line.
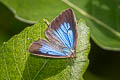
left=43, top=19, right=49, bottom=26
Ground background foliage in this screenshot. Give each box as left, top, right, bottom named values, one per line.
left=0, top=0, right=120, bottom=80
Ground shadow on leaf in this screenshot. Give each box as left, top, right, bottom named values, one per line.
left=22, top=55, right=68, bottom=80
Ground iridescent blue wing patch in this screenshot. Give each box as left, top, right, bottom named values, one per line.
left=53, top=22, right=74, bottom=49
left=29, top=8, right=78, bottom=58
left=29, top=39, right=71, bottom=57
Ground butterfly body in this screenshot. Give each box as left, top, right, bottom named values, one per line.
left=29, top=8, right=78, bottom=58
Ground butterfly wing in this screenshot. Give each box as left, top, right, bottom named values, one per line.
left=29, top=8, right=78, bottom=58
left=29, top=39, right=71, bottom=58
left=45, top=8, right=78, bottom=54
left=46, top=22, right=74, bottom=49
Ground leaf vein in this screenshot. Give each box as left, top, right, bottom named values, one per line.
left=32, top=59, right=49, bottom=80
left=3, top=46, right=10, bottom=80
left=12, top=40, right=24, bottom=80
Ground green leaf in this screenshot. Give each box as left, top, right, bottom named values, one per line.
left=0, top=20, right=90, bottom=80
left=0, top=0, right=69, bottom=23
left=1, top=0, right=119, bottom=50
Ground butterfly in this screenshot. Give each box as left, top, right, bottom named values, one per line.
left=29, top=8, right=78, bottom=58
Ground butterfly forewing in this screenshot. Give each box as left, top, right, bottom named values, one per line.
left=29, top=8, right=78, bottom=58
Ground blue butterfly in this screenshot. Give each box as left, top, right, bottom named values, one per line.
left=29, top=8, right=78, bottom=58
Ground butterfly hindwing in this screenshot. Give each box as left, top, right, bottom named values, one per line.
left=29, top=39, right=71, bottom=58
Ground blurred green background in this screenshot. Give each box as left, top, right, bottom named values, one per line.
left=0, top=0, right=120, bottom=80
left=0, top=3, right=30, bottom=45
